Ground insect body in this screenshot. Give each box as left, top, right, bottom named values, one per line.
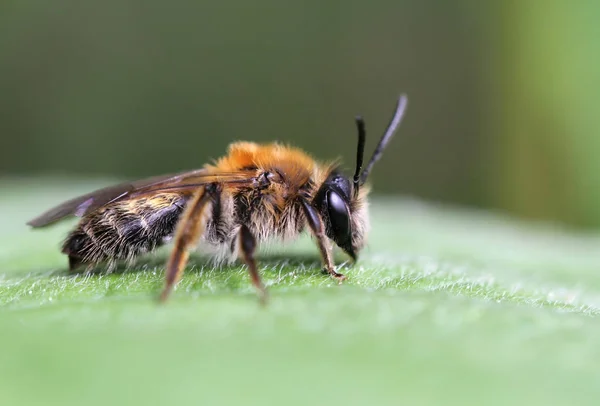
left=28, top=95, right=408, bottom=302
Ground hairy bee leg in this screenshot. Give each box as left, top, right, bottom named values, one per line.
left=238, top=224, right=267, bottom=304
left=300, top=199, right=346, bottom=281
left=159, top=184, right=217, bottom=302
left=68, top=256, right=82, bottom=271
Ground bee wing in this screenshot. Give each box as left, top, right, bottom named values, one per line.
left=27, top=168, right=255, bottom=227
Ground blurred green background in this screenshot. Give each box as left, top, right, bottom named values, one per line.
left=1, top=0, right=599, bottom=227
left=4, top=3, right=600, bottom=405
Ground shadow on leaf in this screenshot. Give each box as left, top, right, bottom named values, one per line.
left=35, top=252, right=333, bottom=280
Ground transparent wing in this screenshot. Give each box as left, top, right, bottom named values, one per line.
left=27, top=168, right=255, bottom=227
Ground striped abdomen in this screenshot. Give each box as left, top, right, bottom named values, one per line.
left=63, top=194, right=188, bottom=270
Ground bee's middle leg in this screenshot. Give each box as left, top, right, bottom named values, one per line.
left=238, top=224, right=267, bottom=304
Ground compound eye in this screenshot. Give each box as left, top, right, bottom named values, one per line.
left=326, top=190, right=351, bottom=243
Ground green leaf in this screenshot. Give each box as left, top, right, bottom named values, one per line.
left=1, top=178, right=599, bottom=406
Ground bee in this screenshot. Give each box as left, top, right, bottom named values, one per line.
left=28, top=94, right=408, bottom=302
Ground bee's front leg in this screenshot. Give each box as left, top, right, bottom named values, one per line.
left=300, top=199, right=346, bottom=282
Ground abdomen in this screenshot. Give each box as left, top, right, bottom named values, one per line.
left=63, top=194, right=188, bottom=270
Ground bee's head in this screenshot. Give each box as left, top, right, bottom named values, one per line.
left=314, top=94, right=408, bottom=260
left=314, top=171, right=368, bottom=260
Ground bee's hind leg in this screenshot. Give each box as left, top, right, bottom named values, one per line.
left=67, top=256, right=102, bottom=276
left=68, top=255, right=82, bottom=271
left=238, top=224, right=267, bottom=304
left=160, top=184, right=218, bottom=302
left=66, top=254, right=95, bottom=274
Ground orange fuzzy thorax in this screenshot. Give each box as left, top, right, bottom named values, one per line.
left=209, top=142, right=322, bottom=187
left=213, top=142, right=316, bottom=171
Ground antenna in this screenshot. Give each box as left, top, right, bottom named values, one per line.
left=360, top=94, right=408, bottom=185
left=353, top=116, right=366, bottom=197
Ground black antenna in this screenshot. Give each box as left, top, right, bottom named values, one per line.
left=360, top=94, right=408, bottom=185
left=353, top=116, right=366, bottom=197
